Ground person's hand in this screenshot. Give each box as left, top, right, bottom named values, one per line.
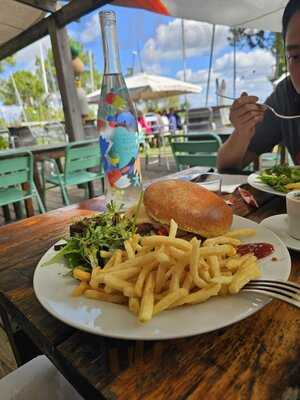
left=230, top=92, right=266, bottom=137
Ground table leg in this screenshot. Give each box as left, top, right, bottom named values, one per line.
left=88, top=182, right=95, bottom=198
left=2, top=205, right=11, bottom=222
left=13, top=202, right=24, bottom=219
left=33, top=160, right=43, bottom=196
left=56, top=157, right=64, bottom=173
left=22, top=183, right=34, bottom=217
left=144, top=138, right=150, bottom=170
left=0, top=305, right=40, bottom=367
left=163, top=135, right=170, bottom=171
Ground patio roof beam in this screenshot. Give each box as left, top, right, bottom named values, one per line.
left=48, top=19, right=84, bottom=142
left=14, top=0, right=57, bottom=13
left=0, top=0, right=112, bottom=61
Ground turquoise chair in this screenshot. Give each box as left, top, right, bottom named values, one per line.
left=42, top=140, right=104, bottom=206
left=169, top=133, right=222, bottom=171
left=0, top=152, right=45, bottom=216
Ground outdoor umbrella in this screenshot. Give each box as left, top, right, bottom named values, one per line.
left=87, top=72, right=201, bottom=103
left=113, top=0, right=288, bottom=32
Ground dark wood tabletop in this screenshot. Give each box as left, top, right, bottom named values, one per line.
left=0, top=179, right=299, bottom=400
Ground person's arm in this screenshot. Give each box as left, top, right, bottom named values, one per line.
left=217, top=93, right=266, bottom=171
left=217, top=129, right=257, bottom=171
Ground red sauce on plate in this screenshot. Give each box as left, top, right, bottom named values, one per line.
left=237, top=243, right=274, bottom=259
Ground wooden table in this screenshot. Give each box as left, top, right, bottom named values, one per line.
left=0, top=176, right=299, bottom=399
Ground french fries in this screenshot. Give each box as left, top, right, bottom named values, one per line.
left=71, top=226, right=263, bottom=323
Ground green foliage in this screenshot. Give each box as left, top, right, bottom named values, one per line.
left=0, top=70, right=44, bottom=107
left=160, top=96, right=181, bottom=111
left=0, top=136, right=8, bottom=150
left=24, top=105, right=64, bottom=122
left=35, top=38, right=102, bottom=93
left=0, top=38, right=101, bottom=124
left=0, top=56, right=15, bottom=73
left=0, top=117, right=6, bottom=129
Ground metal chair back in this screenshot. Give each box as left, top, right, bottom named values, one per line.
left=64, top=141, right=101, bottom=181
left=169, top=133, right=222, bottom=170
left=0, top=151, right=33, bottom=195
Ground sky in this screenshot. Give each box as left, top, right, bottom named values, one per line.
left=0, top=3, right=277, bottom=119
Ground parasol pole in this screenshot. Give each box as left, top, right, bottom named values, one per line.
left=233, top=28, right=237, bottom=98
left=205, top=24, right=215, bottom=107
left=181, top=18, right=188, bottom=130
left=89, top=50, right=95, bottom=91
left=11, top=73, right=28, bottom=123
left=137, top=41, right=144, bottom=73
left=181, top=19, right=187, bottom=84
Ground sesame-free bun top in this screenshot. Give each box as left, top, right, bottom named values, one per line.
left=143, top=180, right=233, bottom=238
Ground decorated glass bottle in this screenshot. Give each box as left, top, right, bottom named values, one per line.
left=97, top=10, right=142, bottom=208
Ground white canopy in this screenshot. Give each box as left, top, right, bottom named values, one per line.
left=114, top=0, right=289, bottom=32
left=87, top=73, right=201, bottom=103
left=0, top=1, right=44, bottom=46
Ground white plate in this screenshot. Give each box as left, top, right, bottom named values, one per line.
left=34, top=216, right=291, bottom=341
left=260, top=214, right=300, bottom=252
left=248, top=173, right=286, bottom=197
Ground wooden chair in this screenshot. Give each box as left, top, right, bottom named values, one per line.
left=42, top=140, right=104, bottom=206
left=169, top=133, right=222, bottom=171
left=0, top=152, right=45, bottom=218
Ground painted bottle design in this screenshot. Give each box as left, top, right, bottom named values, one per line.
left=97, top=10, right=142, bottom=208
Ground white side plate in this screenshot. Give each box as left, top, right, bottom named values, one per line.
left=248, top=173, right=286, bottom=197
left=260, top=214, right=300, bottom=252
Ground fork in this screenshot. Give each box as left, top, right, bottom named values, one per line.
left=216, top=93, right=300, bottom=120
left=242, top=279, right=300, bottom=308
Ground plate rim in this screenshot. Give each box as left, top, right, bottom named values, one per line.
left=260, top=213, right=300, bottom=252
left=33, top=215, right=291, bottom=340
left=247, top=172, right=286, bottom=197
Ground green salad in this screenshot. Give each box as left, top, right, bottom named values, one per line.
left=44, top=202, right=138, bottom=272
left=259, top=165, right=300, bottom=193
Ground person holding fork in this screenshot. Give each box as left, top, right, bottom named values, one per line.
left=217, top=0, right=300, bottom=171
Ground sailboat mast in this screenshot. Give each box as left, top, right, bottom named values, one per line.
left=39, top=42, right=49, bottom=95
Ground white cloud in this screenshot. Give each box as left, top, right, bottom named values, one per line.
left=176, top=68, right=220, bottom=84
left=176, top=49, right=276, bottom=107
left=15, top=36, right=51, bottom=71
left=142, top=63, right=162, bottom=75
left=214, top=48, right=275, bottom=78
left=79, top=13, right=100, bottom=44
left=142, top=19, right=229, bottom=64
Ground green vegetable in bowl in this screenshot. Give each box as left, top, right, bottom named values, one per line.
left=259, top=164, right=300, bottom=193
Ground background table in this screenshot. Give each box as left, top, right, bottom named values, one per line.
left=0, top=140, right=98, bottom=218
left=0, top=175, right=299, bottom=400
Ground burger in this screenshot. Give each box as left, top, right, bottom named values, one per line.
left=130, top=180, right=233, bottom=238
